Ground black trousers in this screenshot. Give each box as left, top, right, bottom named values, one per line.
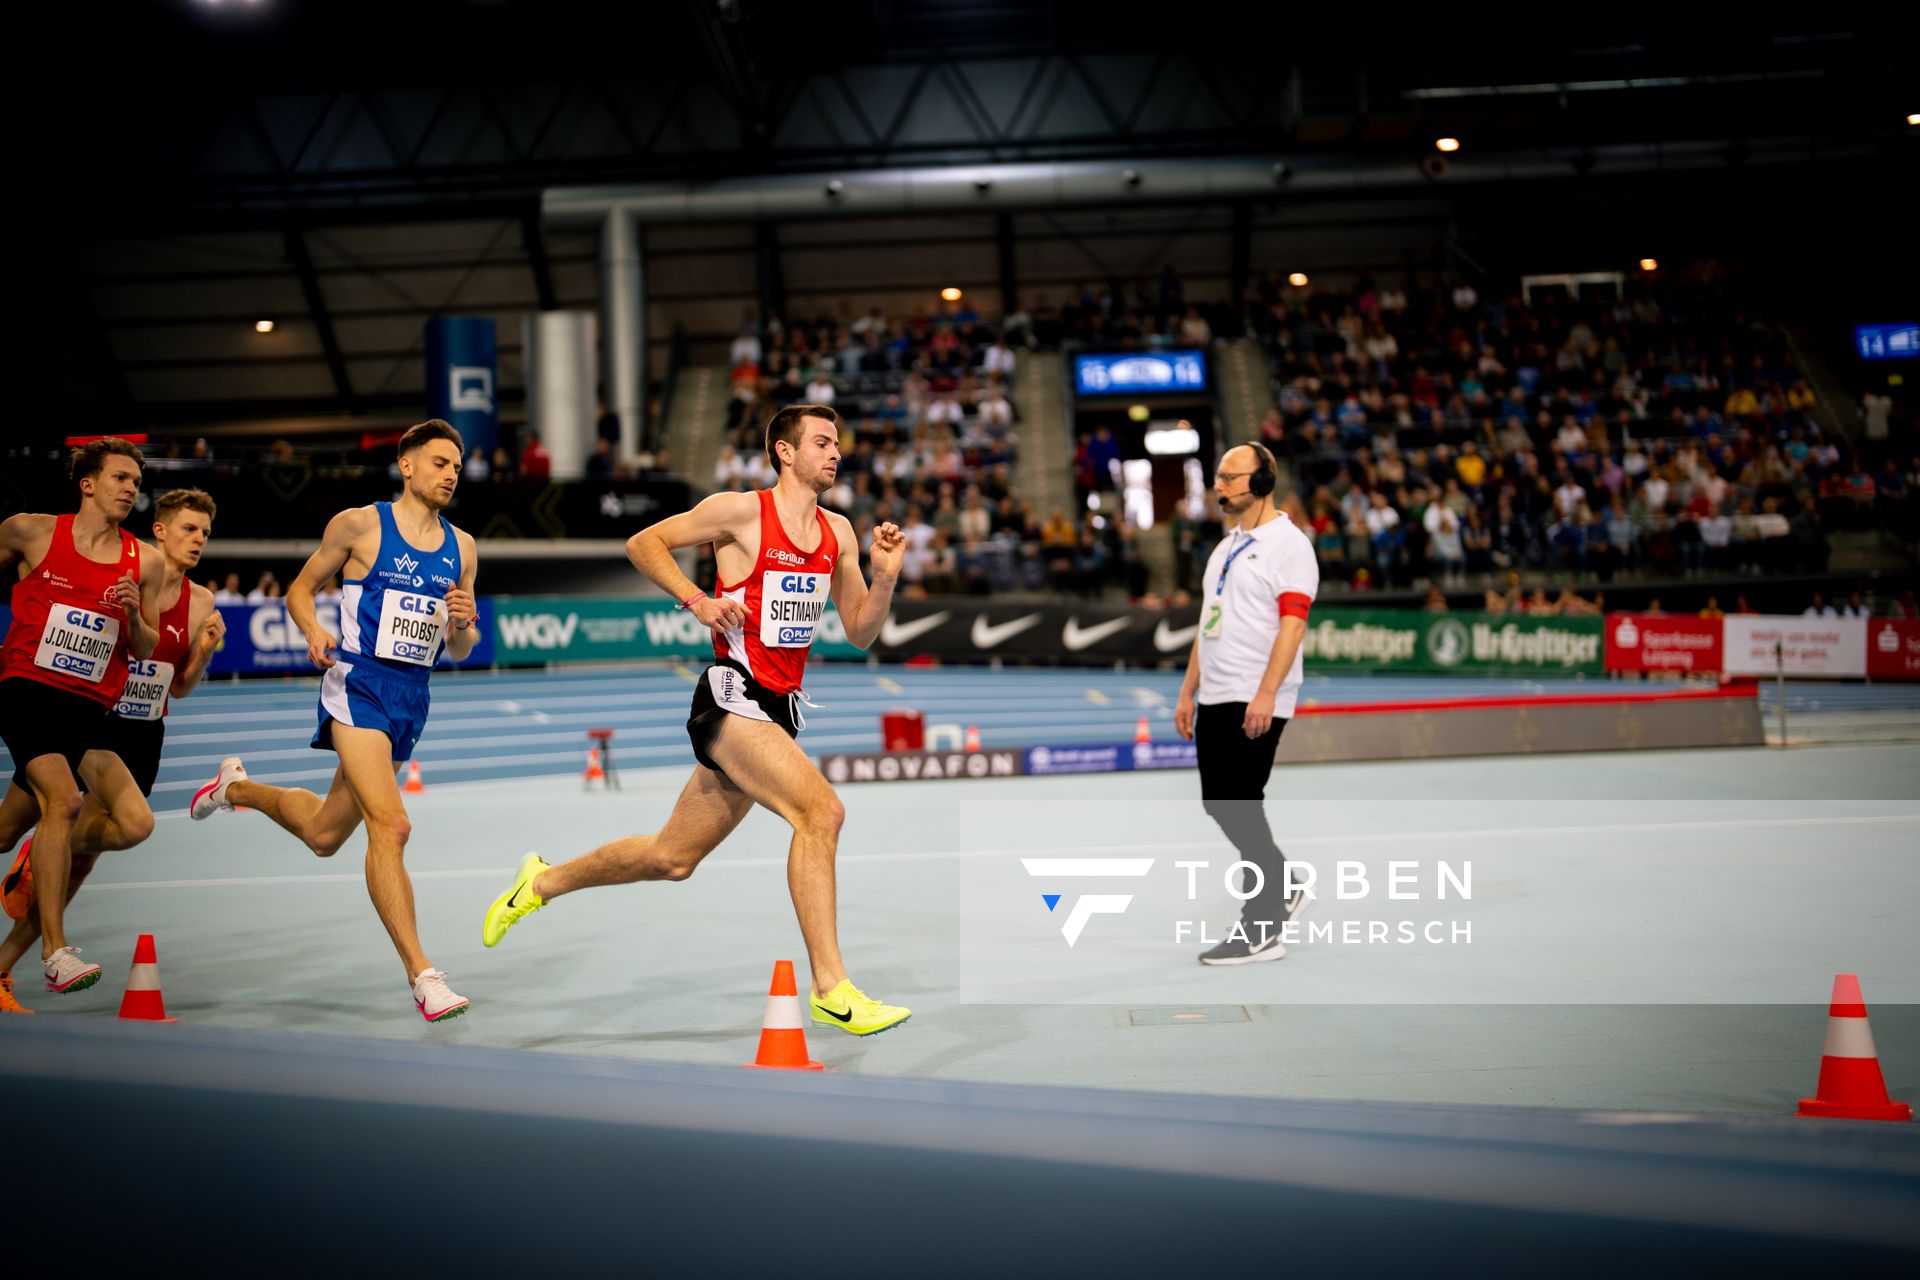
left=1193, top=701, right=1289, bottom=919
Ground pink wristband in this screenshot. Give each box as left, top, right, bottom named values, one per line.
left=677, top=591, right=706, bottom=611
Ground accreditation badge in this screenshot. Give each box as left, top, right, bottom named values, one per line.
left=1201, top=601, right=1224, bottom=640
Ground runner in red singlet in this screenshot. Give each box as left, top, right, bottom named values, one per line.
left=0, top=488, right=222, bottom=1014
left=481, top=404, right=915, bottom=1036
left=0, top=439, right=167, bottom=995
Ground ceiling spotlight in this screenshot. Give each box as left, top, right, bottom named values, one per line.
left=824, top=178, right=845, bottom=197
left=1435, top=137, right=1461, bottom=152
left=940, top=287, right=963, bottom=302
left=1271, top=162, right=1293, bottom=185
left=1638, top=258, right=1659, bottom=272
left=1288, top=272, right=1309, bottom=287
left=255, top=319, right=275, bottom=333
left=1122, top=167, right=1141, bottom=187
left=1908, top=113, right=1919, bottom=126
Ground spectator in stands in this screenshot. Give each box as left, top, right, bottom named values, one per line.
left=1423, top=586, right=1450, bottom=613
left=1364, top=491, right=1404, bottom=584
left=1842, top=591, right=1871, bottom=619
left=316, top=577, right=343, bottom=607
left=247, top=572, right=281, bottom=604
left=1084, top=426, right=1122, bottom=493
left=982, top=337, right=1017, bottom=377
left=1423, top=499, right=1465, bottom=585
left=1699, top=596, right=1725, bottom=620
left=214, top=573, right=244, bottom=605
left=585, top=438, right=614, bottom=479
left=730, top=326, right=762, bottom=370
left=1803, top=592, right=1838, bottom=618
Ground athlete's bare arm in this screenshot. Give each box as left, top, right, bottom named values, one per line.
left=288, top=506, right=379, bottom=671
left=170, top=583, right=223, bottom=699
left=826, top=512, right=903, bottom=650
left=626, top=491, right=758, bottom=637
left=0, top=514, right=56, bottom=576
left=121, top=541, right=166, bottom=660
left=443, top=528, right=481, bottom=662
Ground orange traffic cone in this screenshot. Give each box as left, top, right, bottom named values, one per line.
left=1797, top=974, right=1911, bottom=1121
left=743, top=960, right=825, bottom=1071
left=117, top=934, right=176, bottom=1023
left=583, top=745, right=605, bottom=786
left=964, top=725, right=981, bottom=752
left=402, top=760, right=425, bottom=793
left=1135, top=716, right=1151, bottom=744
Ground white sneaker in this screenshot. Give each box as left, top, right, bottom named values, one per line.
left=189, top=757, right=248, bottom=819
left=411, top=967, right=470, bottom=1022
left=43, top=946, right=103, bottom=993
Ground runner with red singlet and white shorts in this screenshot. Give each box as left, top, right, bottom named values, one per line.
left=481, top=403, right=915, bottom=1036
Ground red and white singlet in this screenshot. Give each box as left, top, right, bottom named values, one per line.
left=712, top=489, right=839, bottom=695
left=0, top=514, right=142, bottom=707
left=113, top=580, right=194, bottom=721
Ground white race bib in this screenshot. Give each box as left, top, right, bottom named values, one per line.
left=374, top=591, right=446, bottom=666
left=759, top=570, right=830, bottom=648
left=34, top=606, right=121, bottom=683
left=114, top=658, right=175, bottom=720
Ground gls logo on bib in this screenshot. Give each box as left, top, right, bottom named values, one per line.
left=760, top=571, right=828, bottom=647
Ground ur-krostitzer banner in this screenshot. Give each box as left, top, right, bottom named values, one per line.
left=1299, top=610, right=1605, bottom=676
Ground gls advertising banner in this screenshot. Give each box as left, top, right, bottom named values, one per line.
left=206, top=601, right=495, bottom=675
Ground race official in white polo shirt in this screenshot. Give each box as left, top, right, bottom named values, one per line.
left=1174, top=443, right=1318, bottom=965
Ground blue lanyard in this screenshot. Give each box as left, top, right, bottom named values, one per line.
left=1215, top=532, right=1255, bottom=597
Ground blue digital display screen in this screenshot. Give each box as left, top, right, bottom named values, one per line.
left=1073, top=350, right=1208, bottom=396
left=1856, top=323, right=1919, bottom=361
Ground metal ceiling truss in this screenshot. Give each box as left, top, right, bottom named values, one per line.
left=150, top=51, right=1290, bottom=222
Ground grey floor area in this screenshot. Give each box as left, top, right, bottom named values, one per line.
left=24, top=740, right=1920, bottom=1118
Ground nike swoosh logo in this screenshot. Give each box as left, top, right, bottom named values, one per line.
left=1154, top=619, right=1200, bottom=652
left=506, top=886, right=524, bottom=910
left=971, top=613, right=1043, bottom=649
left=878, top=611, right=950, bottom=646
left=1061, top=617, right=1131, bottom=651
left=819, top=1005, right=853, bottom=1023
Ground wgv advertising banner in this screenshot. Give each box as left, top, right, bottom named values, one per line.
left=491, top=596, right=862, bottom=664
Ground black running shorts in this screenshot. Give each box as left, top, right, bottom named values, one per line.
left=0, top=677, right=113, bottom=792
left=686, top=660, right=801, bottom=778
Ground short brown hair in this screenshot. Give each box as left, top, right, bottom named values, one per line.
left=156, top=487, right=217, bottom=525
left=765, top=404, right=841, bottom=475
left=70, top=437, right=145, bottom=485
left=398, top=419, right=463, bottom=458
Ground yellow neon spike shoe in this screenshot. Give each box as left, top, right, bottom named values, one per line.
left=0, top=971, right=32, bottom=1016
left=809, top=979, right=911, bottom=1037
left=482, top=853, right=550, bottom=947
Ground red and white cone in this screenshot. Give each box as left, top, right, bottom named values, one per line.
left=743, top=960, right=824, bottom=1071
left=1135, top=716, right=1152, bottom=744
left=583, top=746, right=606, bottom=785
left=1796, top=973, right=1911, bottom=1122
left=964, top=725, right=981, bottom=752
left=402, top=760, right=425, bottom=794
left=117, top=934, right=177, bottom=1023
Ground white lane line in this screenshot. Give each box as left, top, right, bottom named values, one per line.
left=90, top=812, right=1920, bottom=890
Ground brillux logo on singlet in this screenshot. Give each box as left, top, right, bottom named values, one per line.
left=761, top=571, right=829, bottom=647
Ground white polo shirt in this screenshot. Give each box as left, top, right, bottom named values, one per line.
left=1196, top=513, right=1319, bottom=714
